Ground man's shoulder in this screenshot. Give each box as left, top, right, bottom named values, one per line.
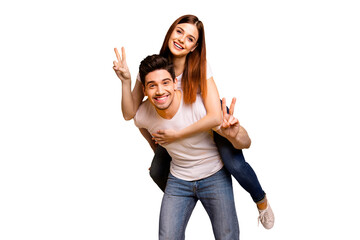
left=134, top=99, right=153, bottom=127
left=138, top=98, right=151, bottom=111
left=176, top=94, right=206, bottom=122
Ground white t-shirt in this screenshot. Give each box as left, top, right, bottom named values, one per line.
left=134, top=92, right=223, bottom=181
left=137, top=62, right=213, bottom=91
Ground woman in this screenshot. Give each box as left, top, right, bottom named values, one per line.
left=113, top=14, right=274, bottom=229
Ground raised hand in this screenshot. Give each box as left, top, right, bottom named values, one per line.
left=152, top=129, right=179, bottom=145
left=113, top=47, right=131, bottom=82
left=220, top=97, right=240, bottom=139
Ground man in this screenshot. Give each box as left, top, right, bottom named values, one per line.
left=134, top=55, right=251, bottom=240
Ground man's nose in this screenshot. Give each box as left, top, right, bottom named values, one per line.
left=156, top=85, right=164, bottom=94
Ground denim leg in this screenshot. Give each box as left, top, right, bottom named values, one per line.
left=149, top=145, right=171, bottom=192
left=214, top=132, right=265, bottom=202
left=197, top=168, right=239, bottom=240
left=159, top=174, right=197, bottom=240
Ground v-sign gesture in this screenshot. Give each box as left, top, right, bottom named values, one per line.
left=220, top=97, right=240, bottom=139
left=113, top=47, right=131, bottom=82
left=217, top=97, right=251, bottom=149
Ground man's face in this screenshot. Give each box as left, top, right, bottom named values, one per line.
left=144, top=69, right=177, bottom=110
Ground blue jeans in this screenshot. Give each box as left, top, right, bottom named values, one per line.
left=213, top=132, right=265, bottom=202
left=149, top=130, right=265, bottom=203
left=159, top=168, right=239, bottom=240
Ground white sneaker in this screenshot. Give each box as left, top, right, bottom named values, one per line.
left=258, top=203, right=275, bottom=229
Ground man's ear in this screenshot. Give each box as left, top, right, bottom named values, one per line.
left=190, top=43, right=198, bottom=52
left=143, top=85, right=147, bottom=96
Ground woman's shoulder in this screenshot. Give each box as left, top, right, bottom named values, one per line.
left=206, top=61, right=213, bottom=79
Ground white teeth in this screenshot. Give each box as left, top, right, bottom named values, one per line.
left=155, top=96, right=167, bottom=101
left=174, top=42, right=184, bottom=49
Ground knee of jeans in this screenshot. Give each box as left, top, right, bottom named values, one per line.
left=223, top=156, right=248, bottom=174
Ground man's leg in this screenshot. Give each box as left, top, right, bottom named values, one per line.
left=149, top=145, right=171, bottom=192
left=198, top=168, right=240, bottom=240
left=159, top=173, right=197, bottom=240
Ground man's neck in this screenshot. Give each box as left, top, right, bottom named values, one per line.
left=156, top=90, right=182, bottom=120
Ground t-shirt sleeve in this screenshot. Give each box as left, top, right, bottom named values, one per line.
left=206, top=61, right=213, bottom=79
left=133, top=111, right=142, bottom=128
left=136, top=72, right=141, bottom=83
left=133, top=100, right=150, bottom=129
left=133, top=102, right=145, bottom=129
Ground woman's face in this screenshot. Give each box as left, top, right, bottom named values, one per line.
left=168, top=23, right=199, bottom=58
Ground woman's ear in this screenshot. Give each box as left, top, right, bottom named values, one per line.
left=190, top=43, right=198, bottom=52
left=174, top=78, right=178, bottom=90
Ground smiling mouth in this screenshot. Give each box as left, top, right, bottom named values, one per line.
left=154, top=95, right=169, bottom=103
left=174, top=42, right=184, bottom=50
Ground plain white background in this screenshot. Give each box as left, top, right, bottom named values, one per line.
left=1, top=0, right=359, bottom=239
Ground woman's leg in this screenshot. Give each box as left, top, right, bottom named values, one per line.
left=149, top=145, right=171, bottom=192
left=215, top=99, right=265, bottom=202
left=214, top=124, right=275, bottom=229
left=214, top=131, right=265, bottom=202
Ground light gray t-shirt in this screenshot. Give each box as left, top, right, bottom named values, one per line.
left=134, top=92, right=223, bottom=181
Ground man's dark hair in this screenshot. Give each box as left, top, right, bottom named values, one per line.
left=139, top=54, right=176, bottom=85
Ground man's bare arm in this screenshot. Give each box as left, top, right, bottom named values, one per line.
left=139, top=128, right=157, bottom=152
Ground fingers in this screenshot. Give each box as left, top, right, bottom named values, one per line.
left=229, top=97, right=236, bottom=116
left=114, top=47, right=126, bottom=64
left=152, top=136, right=165, bottom=145
left=152, top=133, right=160, bottom=139
left=121, top=47, right=126, bottom=62
left=228, top=116, right=239, bottom=125
left=152, top=130, right=168, bottom=144
left=156, top=130, right=165, bottom=135
left=222, top=98, right=227, bottom=119
left=151, top=137, right=159, bottom=144
left=222, top=122, right=229, bottom=128
left=114, top=48, right=121, bottom=62
left=222, top=115, right=238, bottom=128
left=113, top=61, right=128, bottom=73
left=152, top=130, right=164, bottom=138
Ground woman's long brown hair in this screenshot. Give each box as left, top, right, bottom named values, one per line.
left=159, top=15, right=207, bottom=104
